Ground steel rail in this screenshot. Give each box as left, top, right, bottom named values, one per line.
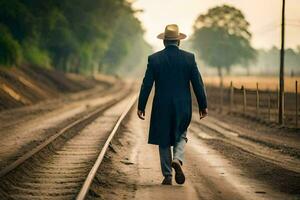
left=76, top=94, right=138, bottom=200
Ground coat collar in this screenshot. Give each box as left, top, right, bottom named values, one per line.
left=165, top=45, right=179, bottom=50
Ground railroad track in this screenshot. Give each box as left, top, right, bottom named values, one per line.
left=0, top=80, right=124, bottom=171
left=0, top=82, right=138, bottom=199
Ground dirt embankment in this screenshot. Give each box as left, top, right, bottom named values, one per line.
left=0, top=65, right=106, bottom=111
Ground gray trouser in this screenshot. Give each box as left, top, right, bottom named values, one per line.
left=159, top=131, right=187, bottom=177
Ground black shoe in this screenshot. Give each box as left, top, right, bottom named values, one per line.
left=161, top=176, right=172, bottom=185
left=172, top=159, right=185, bottom=184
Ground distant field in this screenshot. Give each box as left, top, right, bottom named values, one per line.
left=204, top=76, right=300, bottom=92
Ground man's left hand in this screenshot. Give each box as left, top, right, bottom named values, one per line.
left=199, top=108, right=208, bottom=119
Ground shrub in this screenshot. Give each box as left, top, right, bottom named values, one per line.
left=0, top=24, right=22, bottom=66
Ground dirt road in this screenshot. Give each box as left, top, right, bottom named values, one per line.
left=90, top=104, right=300, bottom=200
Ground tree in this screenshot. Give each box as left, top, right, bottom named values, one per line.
left=192, top=5, right=256, bottom=80
left=0, top=0, right=150, bottom=75
left=0, top=0, right=35, bottom=42
left=101, top=8, right=143, bottom=74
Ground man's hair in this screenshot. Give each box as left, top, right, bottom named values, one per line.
left=163, top=40, right=180, bottom=47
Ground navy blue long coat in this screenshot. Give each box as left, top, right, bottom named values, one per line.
left=138, top=45, right=207, bottom=147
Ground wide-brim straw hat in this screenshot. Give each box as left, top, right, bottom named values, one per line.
left=157, top=24, right=187, bottom=40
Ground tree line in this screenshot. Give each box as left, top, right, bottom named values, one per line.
left=256, top=46, right=300, bottom=76
left=0, top=0, right=151, bottom=75
left=190, top=4, right=300, bottom=77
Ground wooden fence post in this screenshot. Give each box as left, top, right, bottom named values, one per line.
left=268, top=89, right=271, bottom=122
left=243, top=85, right=247, bottom=115
left=277, top=86, right=280, bottom=123
left=283, top=88, right=285, bottom=125
left=220, top=82, right=223, bottom=112
left=256, top=82, right=259, bottom=118
left=296, top=80, right=298, bottom=128
left=229, top=81, right=233, bottom=113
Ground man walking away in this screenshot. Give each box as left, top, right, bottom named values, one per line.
left=137, top=24, right=208, bottom=185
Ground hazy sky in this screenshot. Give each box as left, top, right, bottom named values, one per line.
left=132, top=0, right=300, bottom=51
